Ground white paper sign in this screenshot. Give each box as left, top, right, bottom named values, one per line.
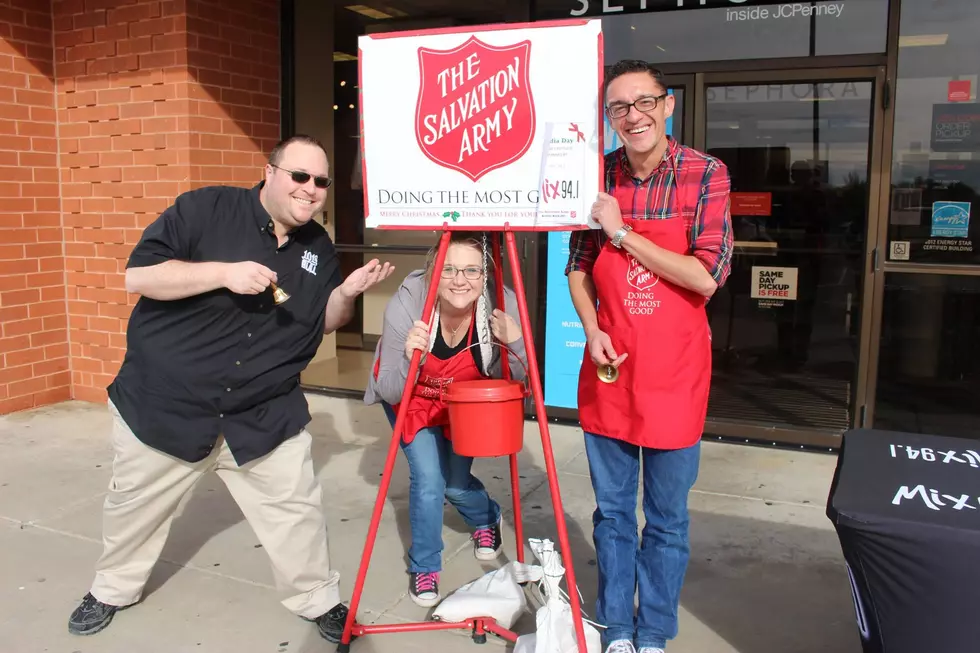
left=358, top=20, right=602, bottom=230
left=536, top=121, right=594, bottom=228
left=750, top=266, right=798, bottom=301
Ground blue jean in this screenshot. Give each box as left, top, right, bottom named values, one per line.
left=584, top=432, right=701, bottom=650
left=382, top=402, right=501, bottom=573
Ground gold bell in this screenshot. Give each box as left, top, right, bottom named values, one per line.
left=271, top=282, right=291, bottom=305
left=597, top=364, right=619, bottom=384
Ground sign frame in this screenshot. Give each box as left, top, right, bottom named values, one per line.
left=357, top=19, right=605, bottom=232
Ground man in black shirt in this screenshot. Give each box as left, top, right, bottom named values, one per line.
left=67, top=134, right=394, bottom=643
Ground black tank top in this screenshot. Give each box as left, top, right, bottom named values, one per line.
left=430, top=316, right=481, bottom=370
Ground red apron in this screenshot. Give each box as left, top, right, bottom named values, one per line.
left=577, top=217, right=712, bottom=450
left=374, top=314, right=485, bottom=445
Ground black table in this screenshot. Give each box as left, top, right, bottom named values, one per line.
left=827, top=428, right=980, bottom=653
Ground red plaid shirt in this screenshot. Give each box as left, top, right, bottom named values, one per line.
left=565, top=137, right=734, bottom=287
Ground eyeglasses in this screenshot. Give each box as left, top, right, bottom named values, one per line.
left=272, top=164, right=332, bottom=189
left=605, top=94, right=668, bottom=119
left=441, top=265, right=482, bottom=280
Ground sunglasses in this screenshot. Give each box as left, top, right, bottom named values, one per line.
left=272, top=164, right=332, bottom=189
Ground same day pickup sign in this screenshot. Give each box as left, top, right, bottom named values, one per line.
left=358, top=20, right=603, bottom=230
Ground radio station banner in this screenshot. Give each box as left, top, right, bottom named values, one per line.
left=543, top=98, right=674, bottom=409
left=358, top=20, right=603, bottom=230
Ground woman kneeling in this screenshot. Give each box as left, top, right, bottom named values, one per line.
left=365, top=231, right=527, bottom=607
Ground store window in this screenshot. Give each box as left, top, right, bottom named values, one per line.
left=533, top=0, right=889, bottom=62
left=873, top=273, right=980, bottom=438
left=887, top=0, right=980, bottom=265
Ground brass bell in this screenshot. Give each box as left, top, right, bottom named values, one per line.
left=270, top=282, right=291, bottom=305
left=597, top=363, right=619, bottom=384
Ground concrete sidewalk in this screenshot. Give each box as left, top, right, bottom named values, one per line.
left=0, top=394, right=861, bottom=653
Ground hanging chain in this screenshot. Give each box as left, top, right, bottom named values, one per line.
left=481, top=232, right=490, bottom=301
left=480, top=233, right=491, bottom=346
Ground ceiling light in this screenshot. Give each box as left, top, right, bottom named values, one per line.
left=346, top=5, right=392, bottom=19
left=899, top=34, right=948, bottom=47
left=340, top=80, right=346, bottom=86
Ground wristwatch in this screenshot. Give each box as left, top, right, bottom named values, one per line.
left=611, top=224, right=632, bottom=249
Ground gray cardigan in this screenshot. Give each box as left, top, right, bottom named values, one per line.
left=363, top=269, right=529, bottom=407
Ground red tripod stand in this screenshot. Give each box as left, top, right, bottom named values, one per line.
left=338, top=226, right=590, bottom=652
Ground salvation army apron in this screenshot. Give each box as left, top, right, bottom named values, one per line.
left=577, top=216, right=712, bottom=450
left=374, top=314, right=485, bottom=445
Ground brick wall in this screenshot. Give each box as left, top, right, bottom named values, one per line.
left=0, top=1, right=71, bottom=415
left=0, top=0, right=279, bottom=413
left=54, top=0, right=279, bottom=404
left=186, top=1, right=280, bottom=188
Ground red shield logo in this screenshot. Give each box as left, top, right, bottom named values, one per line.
left=627, top=254, right=659, bottom=291
left=415, top=36, right=535, bottom=182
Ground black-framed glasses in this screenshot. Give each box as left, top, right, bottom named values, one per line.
left=441, top=265, right=482, bottom=280
left=272, top=164, right=332, bottom=189
left=605, top=93, right=668, bottom=119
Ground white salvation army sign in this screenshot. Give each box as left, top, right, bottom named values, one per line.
left=358, top=19, right=603, bottom=231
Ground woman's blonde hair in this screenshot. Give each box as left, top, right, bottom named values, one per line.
left=422, top=231, right=495, bottom=284
left=421, top=231, right=501, bottom=374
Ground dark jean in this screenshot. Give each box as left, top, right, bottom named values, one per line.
left=584, top=432, right=701, bottom=650
left=382, top=401, right=501, bottom=573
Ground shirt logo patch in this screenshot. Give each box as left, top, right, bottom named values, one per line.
left=301, top=250, right=318, bottom=276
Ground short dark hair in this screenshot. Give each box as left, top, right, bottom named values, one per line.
left=603, top=59, right=666, bottom=100
left=268, top=134, right=329, bottom=167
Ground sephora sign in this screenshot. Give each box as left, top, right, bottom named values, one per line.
left=565, top=0, right=829, bottom=16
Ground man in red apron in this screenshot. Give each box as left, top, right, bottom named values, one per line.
left=565, top=60, right=733, bottom=653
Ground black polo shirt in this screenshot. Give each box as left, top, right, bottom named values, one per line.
left=107, top=182, right=342, bottom=465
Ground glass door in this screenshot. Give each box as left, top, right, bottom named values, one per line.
left=694, top=68, right=887, bottom=447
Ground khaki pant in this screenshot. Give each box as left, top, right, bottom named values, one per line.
left=90, top=400, right=341, bottom=619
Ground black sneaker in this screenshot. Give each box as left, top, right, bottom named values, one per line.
left=314, top=603, right=350, bottom=643
left=68, top=593, right=119, bottom=636
left=473, top=519, right=503, bottom=561
left=408, top=571, right=440, bottom=607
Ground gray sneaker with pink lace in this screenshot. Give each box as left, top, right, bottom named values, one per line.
left=472, top=518, right=503, bottom=561
left=409, top=571, right=440, bottom=607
